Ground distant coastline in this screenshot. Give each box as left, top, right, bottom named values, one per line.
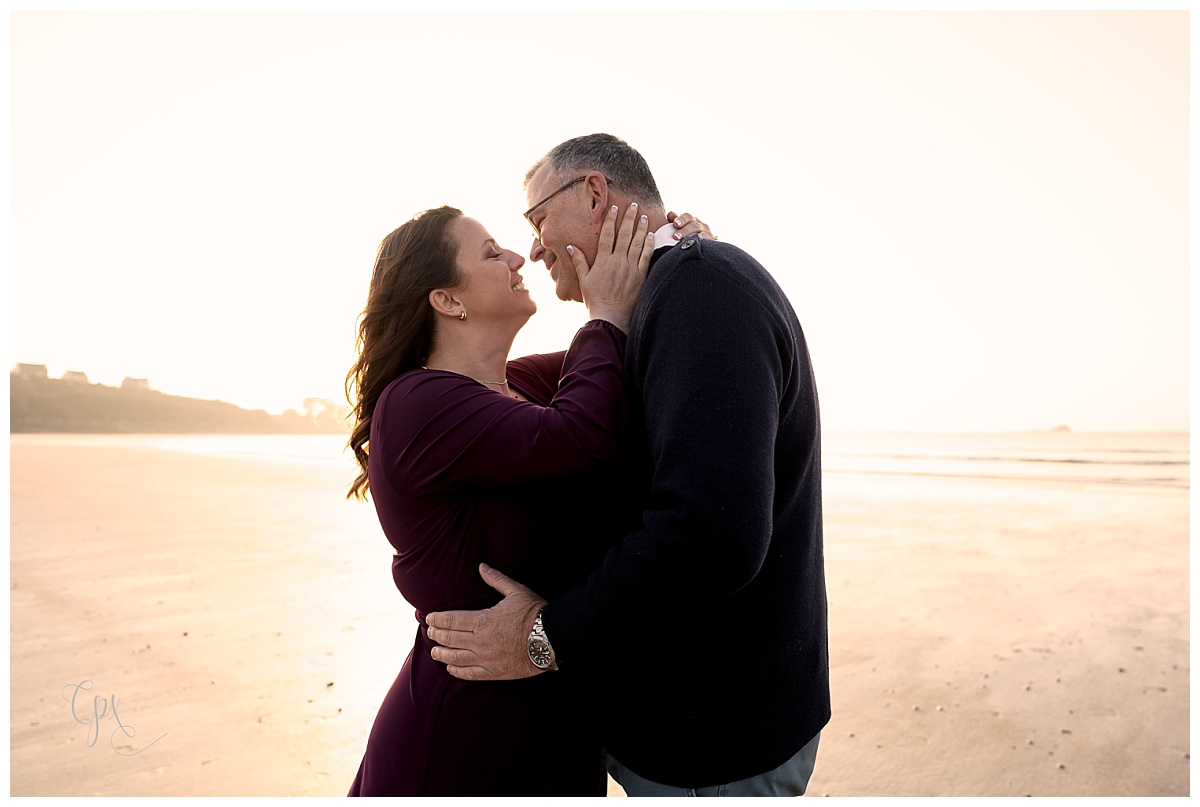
left=10, top=375, right=347, bottom=435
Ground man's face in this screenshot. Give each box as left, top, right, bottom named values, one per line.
left=524, top=166, right=597, bottom=303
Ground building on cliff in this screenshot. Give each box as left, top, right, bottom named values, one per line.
left=12, top=364, right=48, bottom=380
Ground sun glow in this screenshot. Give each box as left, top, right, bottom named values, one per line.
left=9, top=11, right=1189, bottom=432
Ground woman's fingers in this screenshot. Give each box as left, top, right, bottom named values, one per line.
left=667, top=210, right=687, bottom=239
left=638, top=227, right=655, bottom=273
left=609, top=203, right=650, bottom=261
left=616, top=202, right=639, bottom=257
left=577, top=202, right=652, bottom=333
left=618, top=206, right=652, bottom=285
left=597, top=204, right=618, bottom=255
left=671, top=211, right=717, bottom=241
left=565, top=243, right=589, bottom=285
left=599, top=203, right=652, bottom=258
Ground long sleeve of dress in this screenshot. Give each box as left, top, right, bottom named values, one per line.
left=507, top=350, right=569, bottom=405
left=350, top=328, right=621, bottom=798
left=370, top=320, right=627, bottom=497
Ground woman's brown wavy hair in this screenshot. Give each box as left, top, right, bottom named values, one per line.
left=345, top=206, right=463, bottom=499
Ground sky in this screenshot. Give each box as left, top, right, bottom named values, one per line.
left=8, top=8, right=1191, bottom=432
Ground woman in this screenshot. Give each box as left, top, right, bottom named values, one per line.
left=345, top=204, right=708, bottom=795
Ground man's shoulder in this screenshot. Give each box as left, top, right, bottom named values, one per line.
left=653, top=235, right=760, bottom=271
left=644, top=236, right=782, bottom=308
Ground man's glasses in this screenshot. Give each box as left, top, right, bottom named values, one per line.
left=523, top=176, right=586, bottom=237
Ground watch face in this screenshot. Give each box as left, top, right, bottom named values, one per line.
left=529, top=638, right=553, bottom=669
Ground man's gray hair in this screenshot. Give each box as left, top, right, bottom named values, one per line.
left=525, top=133, right=664, bottom=210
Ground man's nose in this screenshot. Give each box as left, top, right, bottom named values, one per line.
left=529, top=237, right=546, bottom=263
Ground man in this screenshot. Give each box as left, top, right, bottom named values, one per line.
left=427, top=134, right=829, bottom=796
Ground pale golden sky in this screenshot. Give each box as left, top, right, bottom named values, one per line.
left=9, top=9, right=1190, bottom=432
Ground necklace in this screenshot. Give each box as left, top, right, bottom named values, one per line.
left=422, top=366, right=508, bottom=388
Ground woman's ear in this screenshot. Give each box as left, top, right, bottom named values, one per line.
left=428, top=288, right=464, bottom=319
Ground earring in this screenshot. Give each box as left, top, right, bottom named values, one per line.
left=459, top=310, right=467, bottom=321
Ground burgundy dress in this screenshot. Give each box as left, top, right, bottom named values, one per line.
left=347, top=321, right=630, bottom=796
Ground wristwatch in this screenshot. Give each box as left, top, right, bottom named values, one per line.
left=527, top=610, right=558, bottom=671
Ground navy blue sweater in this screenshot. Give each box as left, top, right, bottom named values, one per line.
left=542, top=236, right=830, bottom=788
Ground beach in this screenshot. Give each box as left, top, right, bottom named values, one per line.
left=9, top=433, right=1189, bottom=796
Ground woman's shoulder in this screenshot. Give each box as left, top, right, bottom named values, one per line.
left=375, top=368, right=482, bottom=419
left=371, top=369, right=490, bottom=466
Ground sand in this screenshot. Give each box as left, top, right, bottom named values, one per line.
left=9, top=436, right=1190, bottom=796
left=10, top=437, right=399, bottom=796
left=807, top=472, right=1189, bottom=797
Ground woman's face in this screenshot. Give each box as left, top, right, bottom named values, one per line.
left=446, top=217, right=535, bottom=323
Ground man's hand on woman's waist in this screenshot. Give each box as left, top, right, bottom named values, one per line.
left=427, top=564, right=548, bottom=681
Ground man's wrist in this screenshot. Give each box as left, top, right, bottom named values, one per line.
left=527, top=609, right=558, bottom=671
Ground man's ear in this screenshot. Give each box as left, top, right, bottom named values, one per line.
left=428, top=288, right=464, bottom=319
left=584, top=171, right=609, bottom=223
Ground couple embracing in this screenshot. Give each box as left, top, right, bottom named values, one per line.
left=345, top=133, right=829, bottom=797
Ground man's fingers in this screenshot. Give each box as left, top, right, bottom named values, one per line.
left=445, top=665, right=489, bottom=681
left=426, top=625, right=475, bottom=648
left=429, top=645, right=477, bottom=667
left=478, top=563, right=531, bottom=598
left=425, top=609, right=478, bottom=632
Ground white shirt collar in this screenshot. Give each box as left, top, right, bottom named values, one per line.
left=652, top=221, right=682, bottom=251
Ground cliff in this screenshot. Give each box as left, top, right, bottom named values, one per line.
left=9, top=376, right=348, bottom=434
